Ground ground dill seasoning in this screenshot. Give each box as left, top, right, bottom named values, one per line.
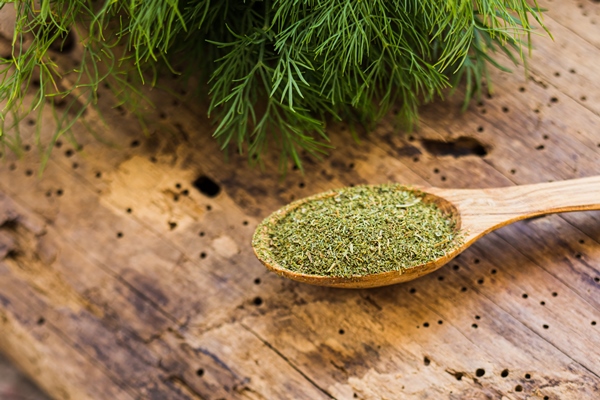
left=254, top=184, right=462, bottom=277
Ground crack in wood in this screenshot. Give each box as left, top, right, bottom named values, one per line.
left=240, top=322, right=336, bottom=399
left=165, top=376, right=205, bottom=400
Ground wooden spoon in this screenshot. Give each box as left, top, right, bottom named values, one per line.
left=252, top=176, right=600, bottom=288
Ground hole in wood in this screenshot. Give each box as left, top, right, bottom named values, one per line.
left=525, top=373, right=531, bottom=379
left=421, top=136, right=487, bottom=158
left=169, top=222, right=177, bottom=230
left=253, top=297, right=263, bottom=306
left=454, top=372, right=464, bottom=381
left=424, top=357, right=430, bottom=366
left=515, top=385, right=523, bottom=392
left=130, top=140, right=140, bottom=148
left=543, top=324, right=549, bottom=329
left=37, top=317, right=45, bottom=325
left=200, top=252, right=206, bottom=259
left=199, top=232, right=205, bottom=237
left=550, top=97, right=558, bottom=103
left=522, top=294, right=528, bottom=299
left=501, top=369, right=509, bottom=378
left=409, top=288, right=416, bottom=294
left=472, top=324, right=478, bottom=329
left=423, top=322, right=430, bottom=328
left=56, top=189, right=64, bottom=196
left=338, top=329, right=345, bottom=335
left=196, top=369, right=204, bottom=377
left=254, top=278, right=261, bottom=285
left=192, top=175, right=221, bottom=198
left=476, top=368, right=485, bottom=377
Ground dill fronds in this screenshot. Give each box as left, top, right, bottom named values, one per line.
left=0, top=0, right=548, bottom=171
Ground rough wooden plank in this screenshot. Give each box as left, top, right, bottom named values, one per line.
left=538, top=0, right=600, bottom=50
left=0, top=192, right=172, bottom=342
left=0, top=1, right=599, bottom=399
left=0, top=263, right=136, bottom=400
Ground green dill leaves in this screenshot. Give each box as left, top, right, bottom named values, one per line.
left=255, top=185, right=463, bottom=277
left=0, top=0, right=547, bottom=170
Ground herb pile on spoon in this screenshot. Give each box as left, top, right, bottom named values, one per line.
left=254, top=184, right=462, bottom=277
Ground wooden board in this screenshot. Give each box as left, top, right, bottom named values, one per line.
left=1, top=1, right=599, bottom=398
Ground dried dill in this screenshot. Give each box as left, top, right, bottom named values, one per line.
left=254, top=184, right=462, bottom=277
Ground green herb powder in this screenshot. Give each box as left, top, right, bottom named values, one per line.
left=255, top=184, right=462, bottom=277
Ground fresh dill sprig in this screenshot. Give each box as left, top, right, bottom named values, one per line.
left=0, top=0, right=547, bottom=171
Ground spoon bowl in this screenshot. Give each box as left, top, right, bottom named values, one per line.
left=253, top=176, right=600, bottom=288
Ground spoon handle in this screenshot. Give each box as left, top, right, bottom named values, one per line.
left=432, top=176, right=600, bottom=242
left=483, top=175, right=600, bottom=215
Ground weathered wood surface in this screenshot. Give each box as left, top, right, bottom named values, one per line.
left=1, top=1, right=599, bottom=399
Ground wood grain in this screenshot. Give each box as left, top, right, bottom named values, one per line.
left=1, top=1, right=600, bottom=398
